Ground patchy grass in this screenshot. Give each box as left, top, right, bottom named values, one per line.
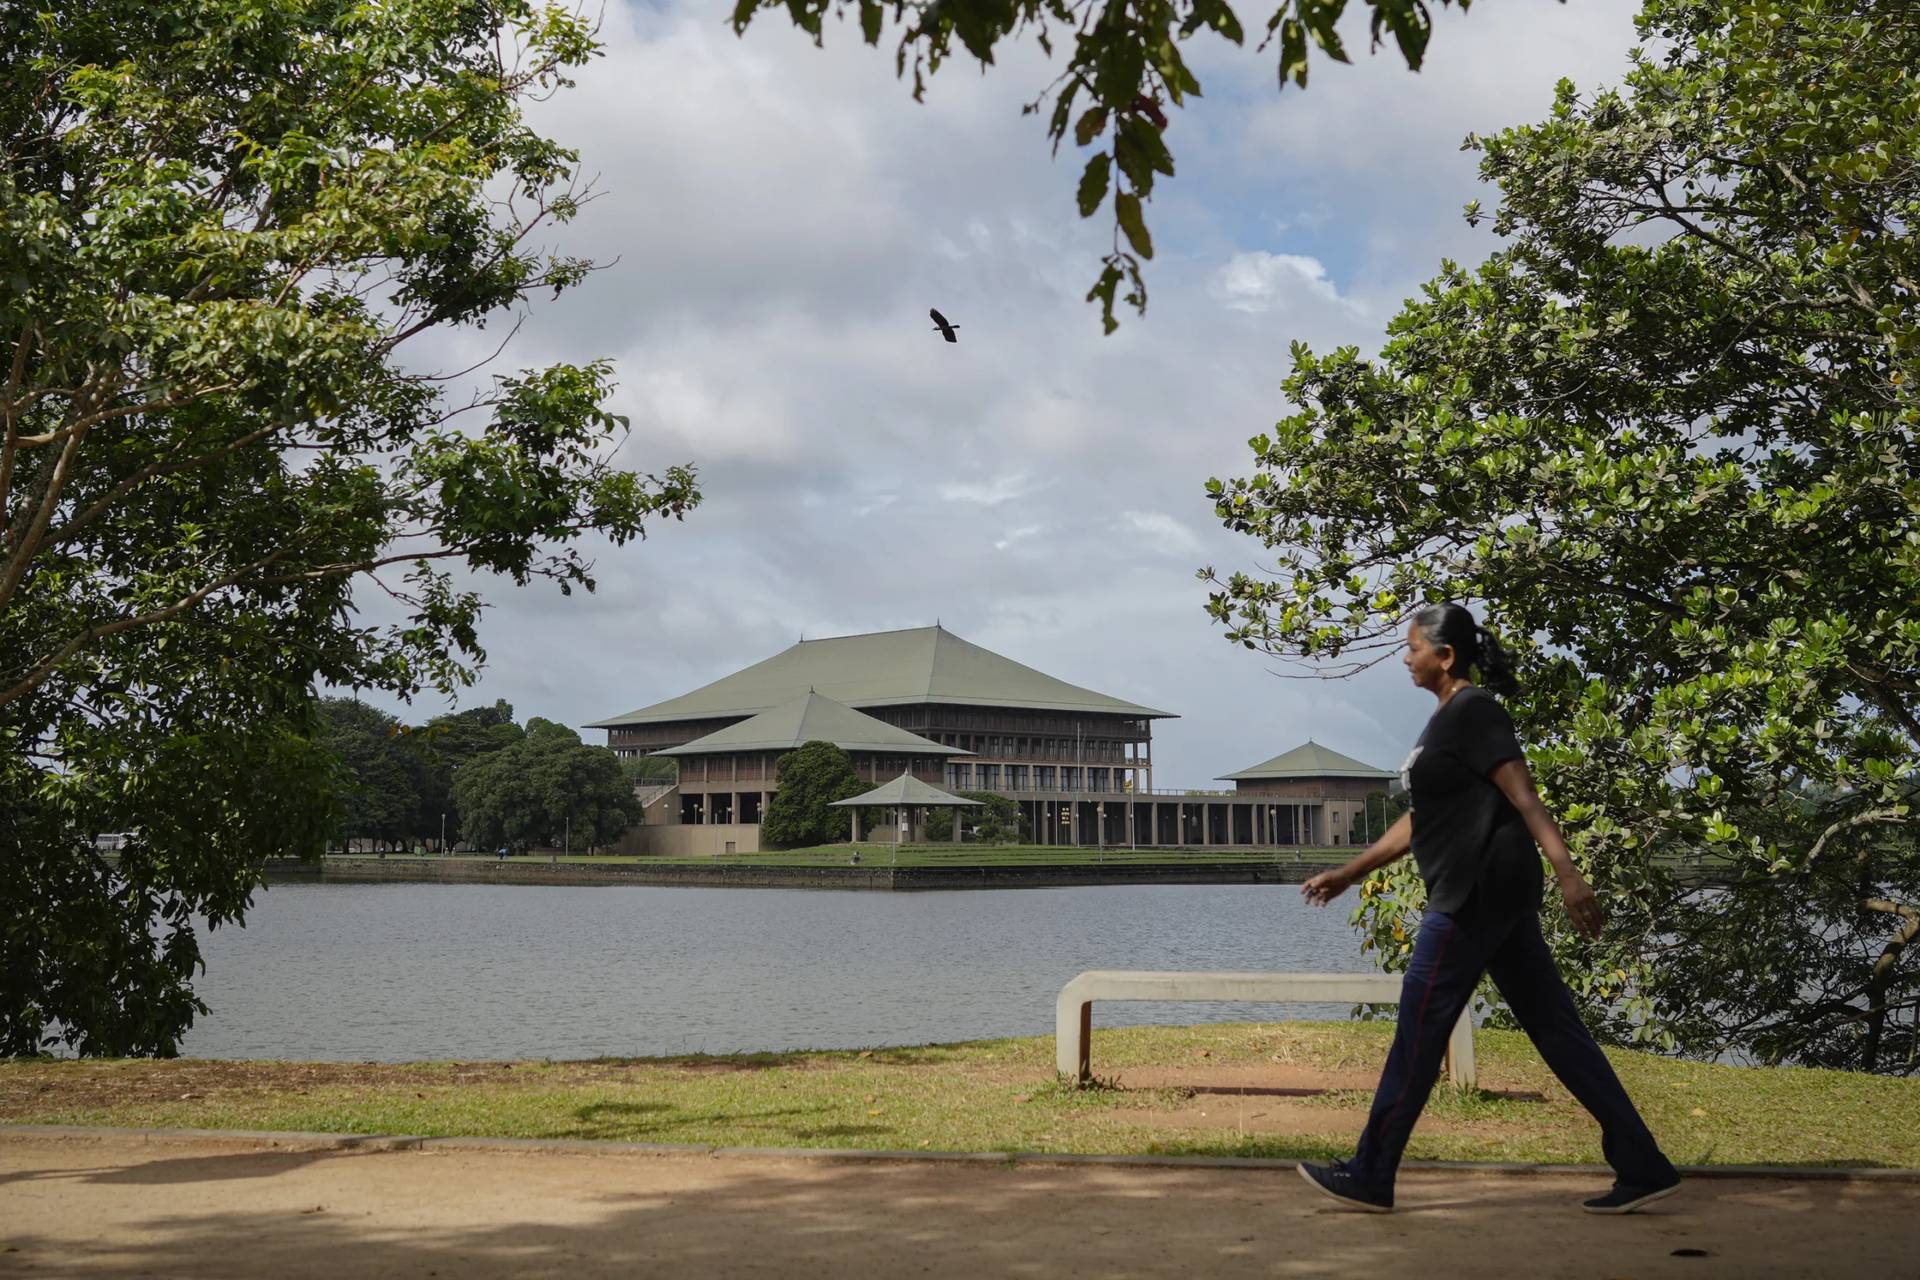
left=3, top=1022, right=1913, bottom=1168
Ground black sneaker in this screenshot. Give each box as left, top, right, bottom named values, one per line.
left=1297, top=1159, right=1393, bottom=1213
left=1581, top=1176, right=1681, bottom=1214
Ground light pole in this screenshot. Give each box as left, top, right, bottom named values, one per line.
left=440, top=811, right=446, bottom=856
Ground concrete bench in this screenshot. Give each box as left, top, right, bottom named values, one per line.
left=1054, top=969, right=1475, bottom=1089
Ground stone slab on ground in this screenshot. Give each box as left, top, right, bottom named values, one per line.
left=3, top=1132, right=1918, bottom=1278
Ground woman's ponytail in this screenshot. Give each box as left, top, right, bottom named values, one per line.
left=1473, top=624, right=1519, bottom=696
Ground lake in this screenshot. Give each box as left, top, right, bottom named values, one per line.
left=179, top=882, right=1378, bottom=1061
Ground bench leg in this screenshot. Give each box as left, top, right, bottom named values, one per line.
left=1055, top=998, right=1093, bottom=1083
left=1444, top=1007, right=1476, bottom=1090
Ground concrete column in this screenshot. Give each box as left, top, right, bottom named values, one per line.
left=952, top=808, right=962, bottom=842
left=849, top=810, right=859, bottom=842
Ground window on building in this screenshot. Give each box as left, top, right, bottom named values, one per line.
left=1062, top=767, right=1080, bottom=791
left=1037, top=766, right=1056, bottom=790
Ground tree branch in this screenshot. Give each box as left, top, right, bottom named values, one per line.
left=0, top=547, right=293, bottom=710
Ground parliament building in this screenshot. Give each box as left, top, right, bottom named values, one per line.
left=588, top=624, right=1396, bottom=855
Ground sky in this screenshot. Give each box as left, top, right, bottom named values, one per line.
left=367, top=0, right=1646, bottom=787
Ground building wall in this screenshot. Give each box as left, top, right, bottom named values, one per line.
left=615, top=822, right=763, bottom=857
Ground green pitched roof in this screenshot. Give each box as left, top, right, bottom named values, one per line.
left=831, top=772, right=980, bottom=807
left=651, top=690, right=964, bottom=758
left=1217, top=740, right=1397, bottom=782
left=589, top=625, right=1173, bottom=728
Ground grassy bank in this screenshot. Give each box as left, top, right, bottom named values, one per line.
left=5, top=1022, right=1913, bottom=1169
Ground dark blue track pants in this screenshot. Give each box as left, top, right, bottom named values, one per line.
left=1349, top=902, right=1677, bottom=1194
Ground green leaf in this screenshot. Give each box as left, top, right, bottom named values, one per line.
left=1278, top=17, right=1310, bottom=89
left=1075, top=106, right=1109, bottom=147
left=1115, top=190, right=1153, bottom=259
left=1077, top=152, right=1112, bottom=217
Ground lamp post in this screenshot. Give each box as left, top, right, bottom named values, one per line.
left=440, top=811, right=446, bottom=856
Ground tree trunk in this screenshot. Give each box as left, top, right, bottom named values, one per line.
left=1862, top=899, right=1919, bottom=1073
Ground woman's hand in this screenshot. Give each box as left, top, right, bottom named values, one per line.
left=1559, top=871, right=1605, bottom=939
left=1301, top=866, right=1354, bottom=907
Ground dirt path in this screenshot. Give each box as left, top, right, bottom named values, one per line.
left=2, top=1133, right=1916, bottom=1278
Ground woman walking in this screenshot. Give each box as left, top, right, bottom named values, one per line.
left=1297, top=603, right=1680, bottom=1214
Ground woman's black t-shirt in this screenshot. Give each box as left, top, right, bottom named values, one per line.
left=1403, top=686, right=1543, bottom=917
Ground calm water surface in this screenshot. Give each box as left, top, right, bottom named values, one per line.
left=181, top=883, right=1375, bottom=1061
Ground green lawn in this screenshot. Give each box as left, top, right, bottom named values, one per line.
left=5, top=1021, right=1913, bottom=1169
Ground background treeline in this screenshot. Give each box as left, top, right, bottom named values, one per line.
left=317, top=698, right=673, bottom=853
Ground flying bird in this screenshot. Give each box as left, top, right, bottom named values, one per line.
left=929, top=308, right=960, bottom=343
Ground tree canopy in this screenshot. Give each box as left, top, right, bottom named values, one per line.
left=1203, top=0, right=1919, bottom=1071
left=761, top=741, right=867, bottom=846
left=450, top=718, right=635, bottom=851
left=1, top=0, right=697, bottom=1056
left=730, top=0, right=1482, bottom=331
left=922, top=791, right=1027, bottom=843
left=317, top=698, right=424, bottom=848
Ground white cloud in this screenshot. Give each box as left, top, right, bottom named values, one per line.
left=1211, top=251, right=1358, bottom=315
left=1121, top=510, right=1205, bottom=556
left=993, top=524, right=1046, bottom=553
left=938, top=474, right=1042, bottom=506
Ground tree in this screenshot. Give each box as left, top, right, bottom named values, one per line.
left=415, top=700, right=525, bottom=847
left=762, top=741, right=867, bottom=847
left=920, top=791, right=1025, bottom=843
left=451, top=718, right=635, bottom=851
left=1203, top=0, right=1919, bottom=1071
left=730, top=0, right=1483, bottom=332
left=1347, top=790, right=1407, bottom=847
left=317, top=698, right=422, bottom=850
left=1, top=0, right=697, bottom=1057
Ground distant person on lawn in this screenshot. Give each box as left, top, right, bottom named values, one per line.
left=1297, top=603, right=1680, bottom=1216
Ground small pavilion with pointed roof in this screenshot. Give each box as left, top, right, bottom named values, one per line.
left=831, top=771, right=980, bottom=846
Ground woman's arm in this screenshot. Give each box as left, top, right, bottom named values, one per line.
left=1301, top=812, right=1412, bottom=907
left=1489, top=758, right=1605, bottom=939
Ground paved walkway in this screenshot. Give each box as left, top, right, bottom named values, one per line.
left=3, top=1133, right=1917, bottom=1277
